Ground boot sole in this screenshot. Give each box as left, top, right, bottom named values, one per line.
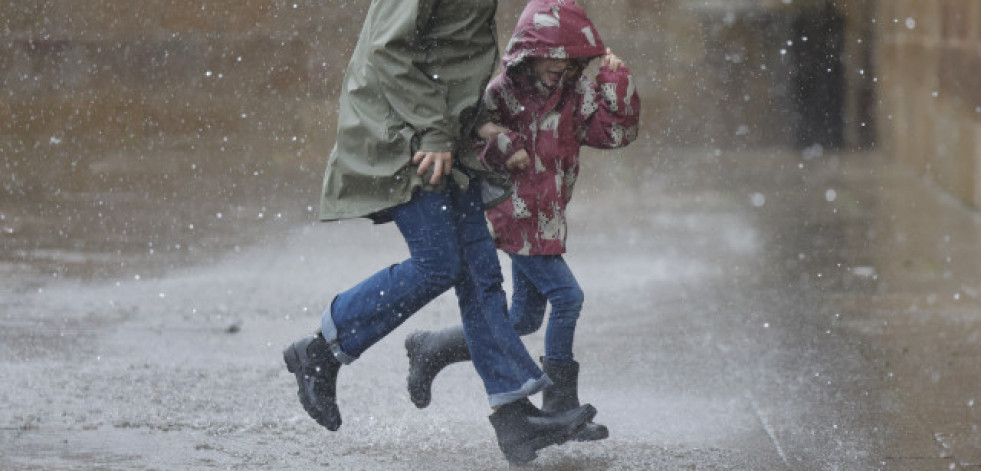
left=572, top=421, right=609, bottom=441
left=501, top=404, right=596, bottom=465
left=404, top=333, right=432, bottom=409
left=283, top=343, right=342, bottom=431
left=283, top=344, right=302, bottom=374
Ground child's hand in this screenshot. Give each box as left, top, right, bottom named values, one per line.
left=601, top=48, right=623, bottom=72
left=478, top=122, right=506, bottom=141
left=505, top=149, right=531, bottom=171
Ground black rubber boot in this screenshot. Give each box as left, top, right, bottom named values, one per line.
left=405, top=326, right=472, bottom=408
left=283, top=333, right=343, bottom=431
left=541, top=359, right=609, bottom=442
left=489, top=398, right=596, bottom=465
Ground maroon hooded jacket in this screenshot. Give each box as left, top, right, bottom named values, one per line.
left=482, top=0, right=641, bottom=256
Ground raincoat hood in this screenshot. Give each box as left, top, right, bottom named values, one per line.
left=502, top=0, right=606, bottom=69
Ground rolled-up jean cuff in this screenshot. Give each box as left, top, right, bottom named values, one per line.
left=320, top=304, right=358, bottom=365
left=487, top=374, right=553, bottom=408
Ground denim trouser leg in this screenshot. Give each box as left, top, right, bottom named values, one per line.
left=508, top=254, right=584, bottom=362
left=323, top=189, right=460, bottom=363
left=452, top=182, right=548, bottom=406
left=322, top=182, right=547, bottom=406
left=509, top=264, right=549, bottom=336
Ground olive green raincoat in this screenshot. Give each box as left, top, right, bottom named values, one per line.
left=319, top=0, right=501, bottom=222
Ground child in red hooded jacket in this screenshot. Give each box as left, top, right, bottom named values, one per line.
left=405, top=0, right=639, bottom=442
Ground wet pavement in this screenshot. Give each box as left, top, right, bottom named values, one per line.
left=2, top=141, right=981, bottom=470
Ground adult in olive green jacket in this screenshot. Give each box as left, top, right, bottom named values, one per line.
left=319, top=0, right=498, bottom=222
left=283, top=0, right=595, bottom=465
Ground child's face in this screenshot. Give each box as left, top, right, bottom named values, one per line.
left=531, top=57, right=574, bottom=88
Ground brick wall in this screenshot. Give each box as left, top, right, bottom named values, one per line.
left=1, top=1, right=369, bottom=197
left=876, top=0, right=981, bottom=208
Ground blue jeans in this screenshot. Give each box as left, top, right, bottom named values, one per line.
left=321, top=180, right=549, bottom=407
left=508, top=254, right=584, bottom=362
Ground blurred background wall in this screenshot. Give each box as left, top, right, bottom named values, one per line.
left=1, top=0, right=980, bottom=254
left=875, top=0, right=981, bottom=208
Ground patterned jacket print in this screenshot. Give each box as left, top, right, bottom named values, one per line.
left=482, top=0, right=640, bottom=255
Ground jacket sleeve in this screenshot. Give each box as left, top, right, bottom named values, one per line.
left=478, top=81, right=528, bottom=172
left=364, top=0, right=455, bottom=153
left=580, top=65, right=641, bottom=149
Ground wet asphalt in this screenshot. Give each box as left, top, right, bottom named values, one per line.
left=2, top=142, right=980, bottom=470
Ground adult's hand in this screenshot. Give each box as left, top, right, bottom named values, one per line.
left=413, top=150, right=454, bottom=185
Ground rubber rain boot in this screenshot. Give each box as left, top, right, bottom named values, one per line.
left=489, top=398, right=596, bottom=465
left=541, top=358, right=609, bottom=441
left=405, top=326, right=472, bottom=408
left=283, top=332, right=343, bottom=431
